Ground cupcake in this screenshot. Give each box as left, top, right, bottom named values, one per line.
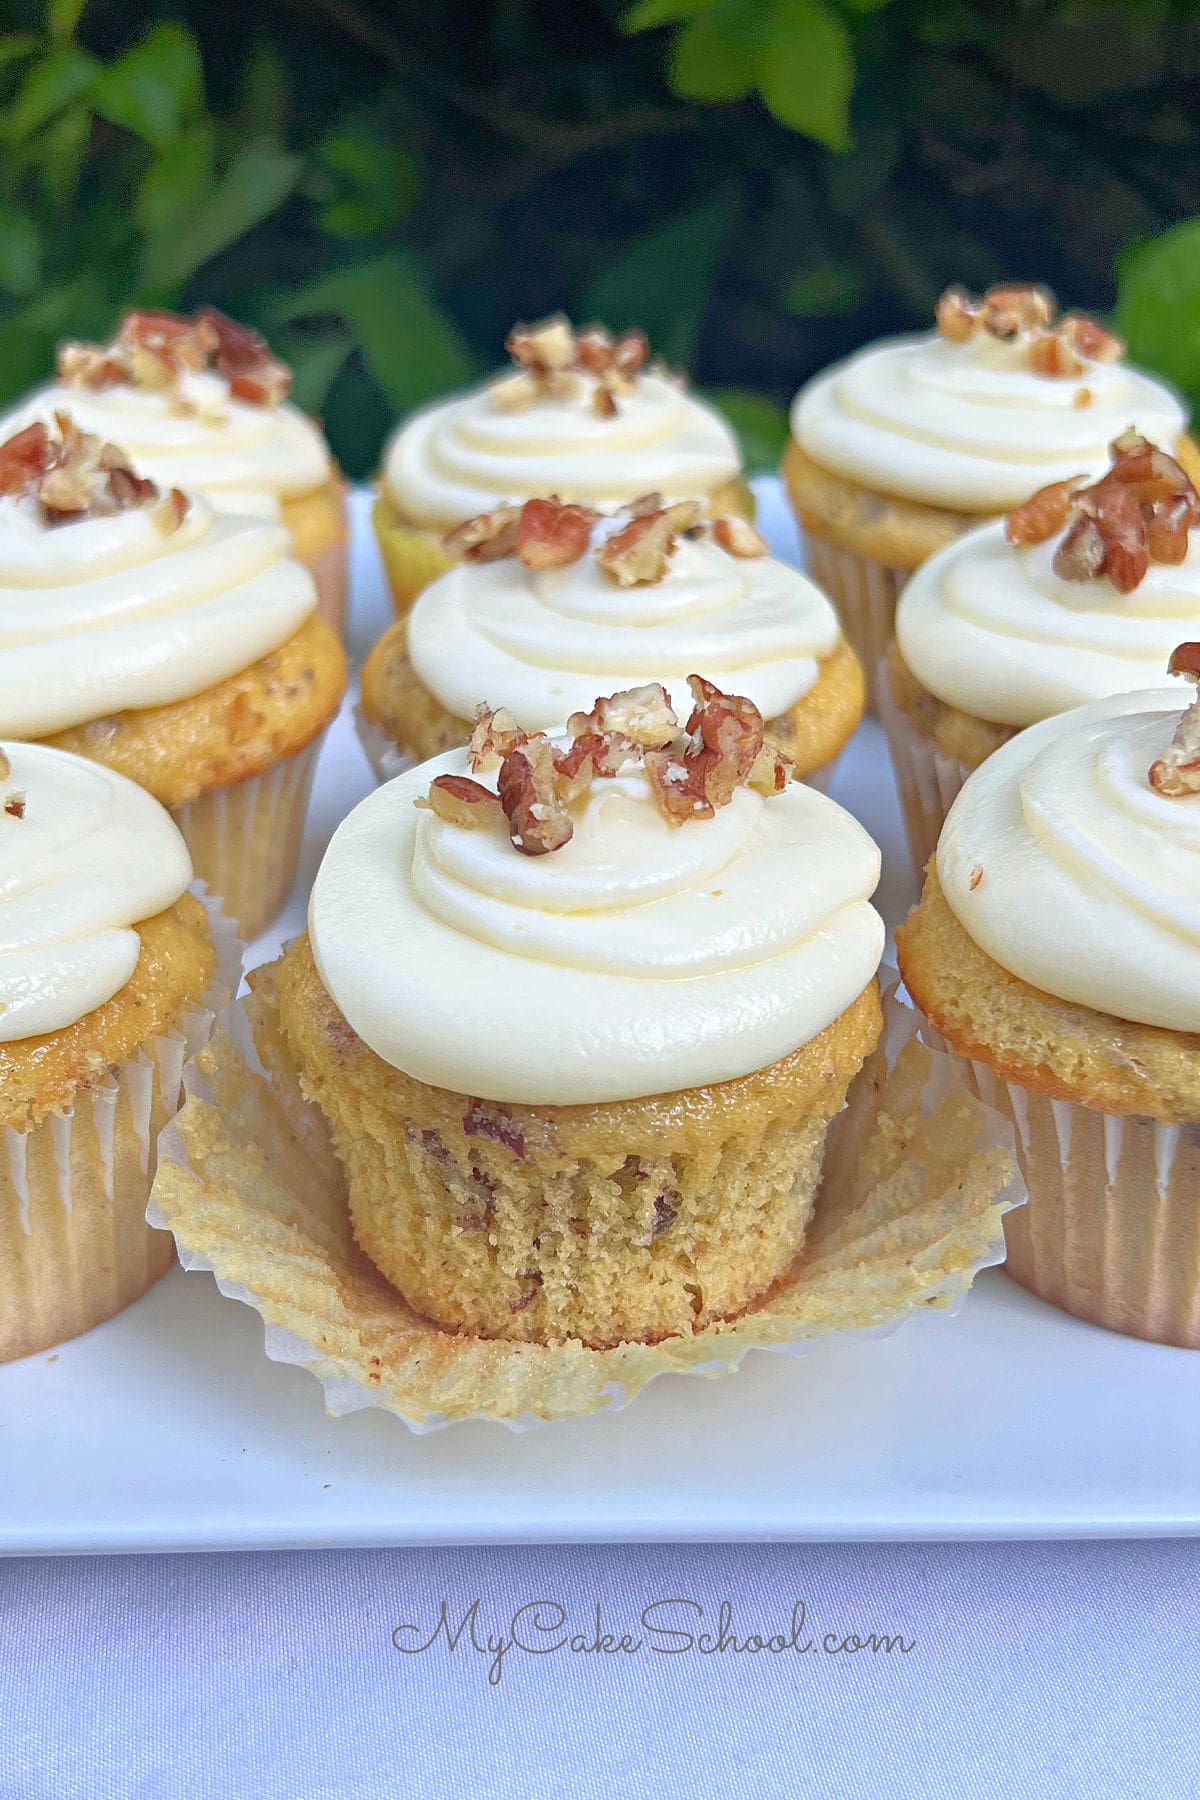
left=884, top=430, right=1200, bottom=872
left=359, top=495, right=864, bottom=790
left=783, top=284, right=1195, bottom=702
left=374, top=316, right=754, bottom=614
left=1, top=739, right=226, bottom=1361
left=896, top=661, right=1200, bottom=1347
left=0, top=308, right=349, bottom=635
left=0, top=412, right=346, bottom=936
left=270, top=678, right=885, bottom=1349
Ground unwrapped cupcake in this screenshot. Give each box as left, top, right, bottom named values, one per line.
left=374, top=317, right=753, bottom=614
left=0, top=413, right=346, bottom=936
left=0, top=740, right=233, bottom=1361
left=896, top=657, right=1200, bottom=1348
left=359, top=495, right=864, bottom=790
left=0, top=308, right=348, bottom=634
left=273, top=679, right=884, bottom=1349
left=783, top=284, right=1195, bottom=701
left=884, top=430, right=1200, bottom=872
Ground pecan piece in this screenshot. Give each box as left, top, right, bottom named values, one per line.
left=444, top=505, right=521, bottom=562
left=418, top=773, right=505, bottom=831
left=1091, top=483, right=1150, bottom=594
left=643, top=748, right=715, bottom=825
left=712, top=515, right=769, bottom=558
left=934, top=287, right=979, bottom=342
left=1027, top=329, right=1085, bottom=379
left=516, top=497, right=597, bottom=569
left=567, top=682, right=678, bottom=749
left=1061, top=315, right=1123, bottom=363
left=1052, top=514, right=1105, bottom=582
left=198, top=307, right=290, bottom=403
left=56, top=342, right=126, bottom=390
left=983, top=284, right=1054, bottom=339
left=573, top=326, right=615, bottom=374
left=468, top=704, right=525, bottom=772
left=1005, top=478, right=1081, bottom=547
left=592, top=383, right=619, bottom=419
left=612, top=328, right=650, bottom=375
left=497, top=735, right=573, bottom=854
left=0, top=422, right=52, bottom=495
left=747, top=743, right=794, bottom=794
left=1149, top=644, right=1200, bottom=796
left=595, top=500, right=700, bottom=586
left=506, top=316, right=576, bottom=373
left=487, top=371, right=541, bottom=413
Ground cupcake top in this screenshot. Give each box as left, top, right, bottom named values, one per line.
left=381, top=317, right=742, bottom=531
left=0, top=414, right=318, bottom=739
left=792, top=285, right=1186, bottom=512
left=897, top=433, right=1200, bottom=725
left=0, top=309, right=330, bottom=521
left=407, top=496, right=839, bottom=729
left=937, top=659, right=1200, bottom=1033
left=0, top=739, right=193, bottom=1042
left=310, top=680, right=883, bottom=1103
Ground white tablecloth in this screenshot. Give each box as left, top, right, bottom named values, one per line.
left=4, top=1542, right=1198, bottom=1797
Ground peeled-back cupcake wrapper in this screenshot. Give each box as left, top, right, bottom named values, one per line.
left=148, top=968, right=1022, bottom=1429
left=171, top=731, right=328, bottom=940
left=0, top=888, right=243, bottom=1364
left=876, top=670, right=973, bottom=876
left=926, top=1038, right=1200, bottom=1351
left=802, top=536, right=908, bottom=714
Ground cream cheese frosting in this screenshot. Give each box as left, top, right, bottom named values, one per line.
left=792, top=332, right=1186, bottom=512
left=0, top=741, right=193, bottom=1042
left=937, top=689, right=1200, bottom=1032
left=0, top=491, right=317, bottom=738
left=309, top=748, right=884, bottom=1103
left=382, top=372, right=742, bottom=530
left=407, top=526, right=841, bottom=728
left=0, top=373, right=330, bottom=521
left=896, top=521, right=1200, bottom=726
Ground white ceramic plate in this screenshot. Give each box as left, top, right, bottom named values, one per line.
left=2, top=482, right=1197, bottom=1554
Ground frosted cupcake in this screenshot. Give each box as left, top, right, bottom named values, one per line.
left=0, top=308, right=348, bottom=634
left=784, top=284, right=1194, bottom=701
left=896, top=660, right=1200, bottom=1347
left=359, top=495, right=863, bottom=790
left=0, top=413, right=346, bottom=936
left=374, top=317, right=753, bottom=613
left=884, top=431, right=1200, bottom=871
left=1, top=741, right=226, bottom=1361
left=269, top=679, right=884, bottom=1349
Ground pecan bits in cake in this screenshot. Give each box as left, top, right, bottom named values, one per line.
left=492, top=316, right=651, bottom=415
left=0, top=413, right=188, bottom=532
left=933, top=283, right=1122, bottom=376
left=419, top=679, right=791, bottom=855
left=56, top=307, right=291, bottom=408
left=1005, top=432, right=1200, bottom=594
left=1149, top=644, right=1200, bottom=797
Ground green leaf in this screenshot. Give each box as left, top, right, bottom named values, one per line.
left=621, top=0, right=709, bottom=33
left=276, top=327, right=355, bottom=414
left=703, top=386, right=789, bottom=470
left=782, top=259, right=865, bottom=314
left=91, top=23, right=204, bottom=147
left=315, top=128, right=419, bottom=238
left=136, top=121, right=214, bottom=237
left=49, top=0, right=89, bottom=43
left=1116, top=216, right=1200, bottom=410
left=0, top=35, right=40, bottom=73
left=274, top=253, right=477, bottom=412
left=33, top=102, right=91, bottom=207
left=579, top=195, right=733, bottom=367
left=140, top=139, right=301, bottom=289
left=0, top=201, right=41, bottom=296
left=670, top=11, right=758, bottom=101
left=3, top=47, right=96, bottom=142
left=758, top=0, right=854, bottom=151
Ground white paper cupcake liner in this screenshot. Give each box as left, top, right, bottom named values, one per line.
left=149, top=972, right=1022, bottom=1430
left=877, top=671, right=972, bottom=876
left=0, top=890, right=242, bottom=1363
left=171, top=732, right=327, bottom=937
left=802, top=535, right=909, bottom=713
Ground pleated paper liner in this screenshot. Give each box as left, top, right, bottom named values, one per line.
left=876, top=666, right=972, bottom=877
left=148, top=969, right=1020, bottom=1429
left=802, top=535, right=909, bottom=714
left=354, top=705, right=843, bottom=795
left=1, top=889, right=243, bottom=1363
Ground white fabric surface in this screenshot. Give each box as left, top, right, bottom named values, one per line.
left=3, top=1541, right=1199, bottom=1798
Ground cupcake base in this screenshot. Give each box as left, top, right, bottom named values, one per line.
left=803, top=536, right=908, bottom=713
left=282, top=479, right=350, bottom=639
left=878, top=666, right=972, bottom=874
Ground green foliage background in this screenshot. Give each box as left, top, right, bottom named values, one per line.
left=2, top=0, right=1200, bottom=476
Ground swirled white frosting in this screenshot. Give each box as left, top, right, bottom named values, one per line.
left=0, top=741, right=193, bottom=1042
left=792, top=332, right=1187, bottom=512
left=0, top=492, right=318, bottom=738
left=407, top=529, right=841, bottom=729
left=309, top=750, right=884, bottom=1103
left=0, top=373, right=331, bottom=521
left=938, top=689, right=1200, bottom=1032
left=896, top=521, right=1200, bottom=727
left=382, top=372, right=742, bottom=530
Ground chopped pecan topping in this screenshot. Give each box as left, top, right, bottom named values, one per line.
left=712, top=515, right=768, bottom=558
left=748, top=743, right=794, bottom=794
left=934, top=283, right=1121, bottom=375
left=567, top=682, right=678, bottom=749
left=515, top=496, right=598, bottom=569
left=595, top=500, right=701, bottom=586
left=592, top=384, right=619, bottom=419
left=492, top=317, right=654, bottom=416
left=467, top=704, right=526, bottom=772
left=1007, top=432, right=1200, bottom=594
left=497, top=735, right=574, bottom=855
left=417, top=773, right=505, bottom=831
left=443, top=505, right=521, bottom=562
left=627, top=492, right=665, bottom=519
left=1149, top=644, right=1200, bottom=796
left=3, top=792, right=26, bottom=819
left=56, top=307, right=290, bottom=407
left=0, top=413, right=188, bottom=531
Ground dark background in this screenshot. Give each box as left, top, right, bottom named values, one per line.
left=2, top=0, right=1200, bottom=475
